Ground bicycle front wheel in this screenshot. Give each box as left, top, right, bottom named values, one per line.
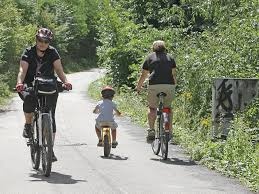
left=30, top=117, right=40, bottom=170
left=151, top=116, right=162, bottom=155
left=103, top=134, right=111, bottom=157
left=41, top=114, right=53, bottom=177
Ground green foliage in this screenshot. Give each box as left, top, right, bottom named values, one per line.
left=242, top=98, right=259, bottom=128
left=96, top=0, right=139, bottom=86
left=87, top=77, right=104, bottom=100
left=0, top=0, right=21, bottom=59
left=203, top=119, right=258, bottom=191
left=118, top=0, right=182, bottom=28
left=0, top=75, right=11, bottom=104
left=0, top=24, right=7, bottom=67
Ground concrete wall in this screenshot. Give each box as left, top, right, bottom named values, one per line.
left=212, top=78, right=259, bottom=138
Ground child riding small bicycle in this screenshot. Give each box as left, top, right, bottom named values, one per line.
left=93, top=86, right=121, bottom=148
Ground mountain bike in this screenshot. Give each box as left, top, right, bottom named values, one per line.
left=15, top=76, right=66, bottom=177
left=151, top=92, right=171, bottom=160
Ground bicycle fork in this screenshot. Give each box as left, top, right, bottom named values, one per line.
left=102, top=127, right=111, bottom=143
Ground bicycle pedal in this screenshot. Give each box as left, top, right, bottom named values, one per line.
left=26, top=140, right=33, bottom=146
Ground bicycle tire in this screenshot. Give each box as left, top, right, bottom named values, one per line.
left=30, top=117, right=40, bottom=170
left=161, top=114, right=169, bottom=160
left=103, top=134, right=111, bottom=157
left=151, top=116, right=162, bottom=155
left=41, top=114, right=53, bottom=177
left=161, top=134, right=168, bottom=160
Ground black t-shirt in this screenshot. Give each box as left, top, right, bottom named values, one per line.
left=142, top=52, right=176, bottom=85
left=21, top=45, right=60, bottom=84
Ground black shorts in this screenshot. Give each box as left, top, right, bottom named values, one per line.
left=18, top=91, right=59, bottom=133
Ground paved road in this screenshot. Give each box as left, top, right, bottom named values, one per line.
left=0, top=69, right=253, bottom=194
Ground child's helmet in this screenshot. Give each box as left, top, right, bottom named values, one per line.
left=101, top=86, right=115, bottom=98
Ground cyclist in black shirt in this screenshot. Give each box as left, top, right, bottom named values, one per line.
left=136, top=40, right=176, bottom=141
left=16, top=27, right=72, bottom=161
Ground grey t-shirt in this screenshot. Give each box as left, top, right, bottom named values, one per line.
left=95, top=99, right=118, bottom=122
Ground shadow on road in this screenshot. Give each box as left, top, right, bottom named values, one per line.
left=101, top=154, right=128, bottom=160
left=0, top=109, right=17, bottom=114
left=150, top=157, right=196, bottom=166
left=56, top=143, right=87, bottom=147
left=29, top=171, right=87, bottom=184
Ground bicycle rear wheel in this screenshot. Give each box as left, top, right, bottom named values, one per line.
left=41, top=114, right=53, bottom=177
left=103, top=134, right=111, bottom=157
left=30, top=117, right=40, bottom=170
left=160, top=115, right=169, bottom=160
left=151, top=116, right=162, bottom=155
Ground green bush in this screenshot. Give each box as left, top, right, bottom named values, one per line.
left=0, top=79, right=11, bottom=104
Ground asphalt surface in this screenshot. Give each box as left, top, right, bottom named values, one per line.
left=0, top=69, right=253, bottom=194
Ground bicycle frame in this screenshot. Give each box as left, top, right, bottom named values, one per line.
left=102, top=127, right=111, bottom=144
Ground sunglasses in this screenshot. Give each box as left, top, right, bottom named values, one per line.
left=37, top=38, right=50, bottom=44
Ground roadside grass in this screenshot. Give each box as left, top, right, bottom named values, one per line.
left=88, top=78, right=259, bottom=192
left=0, top=97, right=8, bottom=106
left=0, top=81, right=11, bottom=107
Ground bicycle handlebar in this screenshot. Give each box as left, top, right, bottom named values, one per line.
left=13, top=87, right=33, bottom=93
left=13, top=83, right=68, bottom=93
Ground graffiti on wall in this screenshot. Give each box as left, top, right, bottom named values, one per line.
left=212, top=78, right=259, bottom=139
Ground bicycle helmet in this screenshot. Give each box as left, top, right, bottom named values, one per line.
left=36, top=27, right=53, bottom=41
left=101, top=86, right=115, bottom=98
